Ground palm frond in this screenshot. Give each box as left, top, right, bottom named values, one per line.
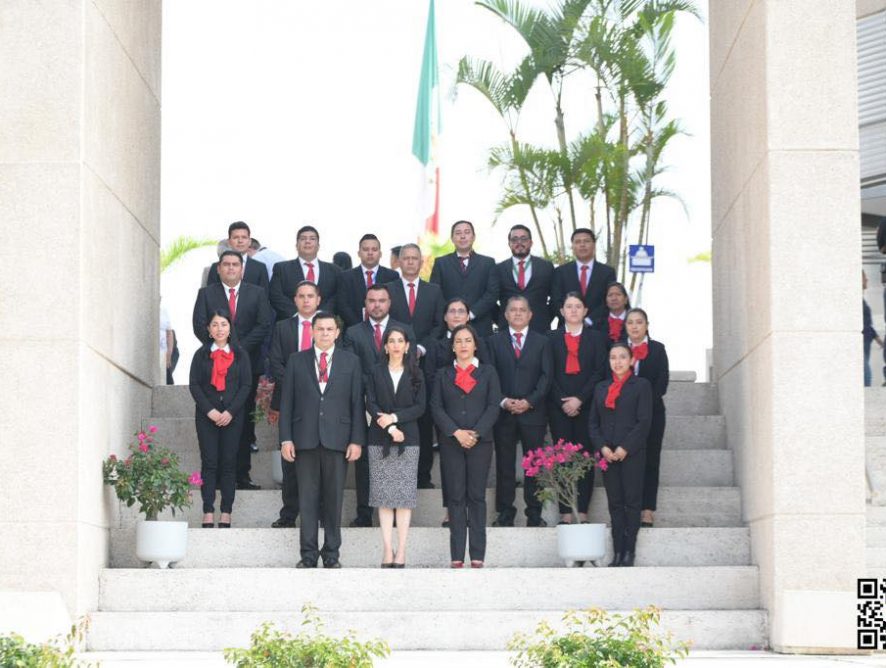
left=161, top=236, right=217, bottom=272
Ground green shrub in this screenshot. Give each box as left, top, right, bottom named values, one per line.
left=508, top=607, right=690, bottom=668
left=223, top=604, right=389, bottom=668
left=0, top=621, right=93, bottom=668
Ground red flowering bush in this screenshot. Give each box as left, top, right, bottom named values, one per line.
left=522, top=440, right=607, bottom=522
left=102, top=426, right=202, bottom=520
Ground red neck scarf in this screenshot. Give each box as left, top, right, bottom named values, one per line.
left=631, top=341, right=649, bottom=362
left=608, top=315, right=624, bottom=342
left=604, top=371, right=631, bottom=409
left=454, top=364, right=477, bottom=394
left=210, top=348, right=234, bottom=391
left=564, top=332, right=581, bottom=375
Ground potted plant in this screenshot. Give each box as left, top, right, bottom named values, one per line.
left=103, top=425, right=203, bottom=568
left=522, top=440, right=608, bottom=566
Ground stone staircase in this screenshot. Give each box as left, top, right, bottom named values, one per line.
left=88, top=378, right=767, bottom=652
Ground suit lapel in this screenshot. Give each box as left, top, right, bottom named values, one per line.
left=304, top=350, right=321, bottom=393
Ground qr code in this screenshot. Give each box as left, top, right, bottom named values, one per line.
left=858, top=578, right=886, bottom=649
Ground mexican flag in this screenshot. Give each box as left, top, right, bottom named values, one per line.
left=412, top=0, right=441, bottom=235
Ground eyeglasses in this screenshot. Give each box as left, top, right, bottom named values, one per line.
left=509, top=236, right=531, bottom=243
left=447, top=308, right=468, bottom=315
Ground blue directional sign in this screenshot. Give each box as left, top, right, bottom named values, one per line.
left=628, top=245, right=654, bottom=273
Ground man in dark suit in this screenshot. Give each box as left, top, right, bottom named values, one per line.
left=267, top=280, right=322, bottom=528
left=337, top=234, right=399, bottom=328
left=429, top=220, right=500, bottom=337
left=551, top=228, right=616, bottom=326
left=496, top=224, right=554, bottom=333
left=269, top=225, right=341, bottom=321
left=385, top=242, right=445, bottom=488
left=487, top=295, right=553, bottom=527
left=192, top=250, right=272, bottom=490
left=280, top=312, right=365, bottom=568
left=206, top=221, right=270, bottom=291
left=343, top=284, right=415, bottom=526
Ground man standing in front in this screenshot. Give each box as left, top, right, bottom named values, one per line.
left=495, top=224, right=554, bottom=333
left=429, top=220, right=500, bottom=337
left=551, top=228, right=616, bottom=325
left=269, top=225, right=341, bottom=321
left=279, top=312, right=365, bottom=568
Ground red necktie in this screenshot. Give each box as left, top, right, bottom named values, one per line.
left=305, top=262, right=315, bottom=283
left=366, top=270, right=373, bottom=288
left=228, top=288, right=237, bottom=322
left=579, top=265, right=589, bottom=297
left=300, top=320, right=312, bottom=351
left=517, top=260, right=526, bottom=290
left=318, top=351, right=328, bottom=383
left=459, top=256, right=468, bottom=275
left=374, top=323, right=383, bottom=352
left=408, top=282, right=416, bottom=316
left=513, top=331, right=523, bottom=359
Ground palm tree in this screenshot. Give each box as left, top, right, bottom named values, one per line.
left=161, top=235, right=217, bottom=272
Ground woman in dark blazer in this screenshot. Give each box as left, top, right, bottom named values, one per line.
left=547, top=292, right=609, bottom=524
left=430, top=323, right=502, bottom=568
left=625, top=308, right=669, bottom=528
left=592, top=281, right=630, bottom=344
left=189, top=310, right=252, bottom=528
left=589, top=342, right=652, bottom=567
left=366, top=325, right=426, bottom=568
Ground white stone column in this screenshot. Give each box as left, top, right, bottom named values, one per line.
left=0, top=0, right=161, bottom=622
left=710, top=0, right=865, bottom=652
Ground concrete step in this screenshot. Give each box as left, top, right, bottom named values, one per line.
left=87, top=609, right=767, bottom=652
left=108, top=526, right=751, bottom=569
left=866, top=387, right=886, bottom=435
left=866, top=505, right=886, bottom=526
left=98, top=566, right=760, bottom=612
left=867, top=547, right=886, bottom=568
left=867, top=525, right=886, bottom=547
left=114, top=487, right=744, bottom=529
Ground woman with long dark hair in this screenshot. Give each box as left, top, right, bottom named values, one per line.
left=189, top=310, right=252, bottom=528
left=593, top=281, right=631, bottom=344
left=366, top=325, right=426, bottom=568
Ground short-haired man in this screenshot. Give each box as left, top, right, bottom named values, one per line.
left=429, top=220, right=500, bottom=337
left=390, top=246, right=402, bottom=274
left=495, top=224, right=555, bottom=333
left=207, top=222, right=270, bottom=291
left=487, top=295, right=553, bottom=527
left=338, top=234, right=399, bottom=329
left=551, top=228, right=616, bottom=325
left=269, top=226, right=342, bottom=321
left=268, top=280, right=322, bottom=528
left=280, top=312, right=365, bottom=568
left=193, top=250, right=273, bottom=490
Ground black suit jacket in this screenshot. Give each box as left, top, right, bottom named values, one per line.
left=278, top=348, right=366, bottom=451
left=634, top=339, right=669, bottom=408
left=268, top=316, right=315, bottom=411
left=192, top=282, right=272, bottom=373
left=188, top=342, right=253, bottom=416
left=588, top=374, right=652, bottom=454
left=423, top=333, right=490, bottom=388
left=365, top=363, right=427, bottom=447
left=269, top=258, right=341, bottom=321
left=547, top=327, right=608, bottom=407
left=487, top=330, right=553, bottom=426
left=207, top=257, right=269, bottom=291
left=338, top=266, right=400, bottom=329
left=551, top=260, right=616, bottom=325
left=342, top=319, right=416, bottom=379
left=591, top=312, right=629, bottom=345
left=429, top=251, right=500, bottom=336
left=430, top=363, right=502, bottom=441
left=495, top=256, right=554, bottom=333
left=385, top=279, right=445, bottom=351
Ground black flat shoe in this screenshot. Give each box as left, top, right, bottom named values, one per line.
left=527, top=517, right=548, bottom=527
left=609, top=552, right=623, bottom=567
left=640, top=521, right=653, bottom=528
left=218, top=522, right=231, bottom=528
left=381, top=562, right=394, bottom=568
left=201, top=522, right=214, bottom=528
left=349, top=517, right=372, bottom=528
left=392, top=563, right=405, bottom=569
left=441, top=519, right=450, bottom=528
left=620, top=551, right=635, bottom=567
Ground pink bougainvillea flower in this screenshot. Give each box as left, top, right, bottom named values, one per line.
left=138, top=443, right=150, bottom=453
left=137, top=432, right=146, bottom=441
left=188, top=472, right=204, bottom=486
left=160, top=457, right=170, bottom=466
left=148, top=425, right=158, bottom=434
left=108, top=454, right=117, bottom=462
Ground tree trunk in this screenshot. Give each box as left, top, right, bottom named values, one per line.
left=630, top=122, right=655, bottom=294
left=595, top=82, right=613, bottom=255
left=609, top=93, right=630, bottom=274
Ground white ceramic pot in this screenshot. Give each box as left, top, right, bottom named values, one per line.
left=135, top=520, right=188, bottom=569
left=271, top=450, right=284, bottom=486
left=556, top=522, right=607, bottom=566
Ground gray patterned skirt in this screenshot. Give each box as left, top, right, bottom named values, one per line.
left=368, top=445, right=419, bottom=508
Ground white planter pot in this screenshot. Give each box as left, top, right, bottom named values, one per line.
left=557, top=523, right=606, bottom=566
left=135, top=520, right=188, bottom=569
left=271, top=450, right=284, bottom=486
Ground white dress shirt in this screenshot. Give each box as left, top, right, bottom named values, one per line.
left=512, top=256, right=533, bottom=286
left=314, top=344, right=335, bottom=393
left=299, top=257, right=320, bottom=282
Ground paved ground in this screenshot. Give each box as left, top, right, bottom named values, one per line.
left=79, top=650, right=886, bottom=666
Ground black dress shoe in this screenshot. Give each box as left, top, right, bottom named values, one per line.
left=271, top=518, right=296, bottom=528
left=201, top=522, right=214, bottom=528
left=249, top=442, right=259, bottom=453
left=218, top=522, right=231, bottom=528
left=527, top=516, right=548, bottom=527
left=492, top=513, right=515, bottom=527
left=608, top=552, right=623, bottom=567
left=323, top=559, right=342, bottom=569
left=236, top=479, right=261, bottom=491
left=349, top=517, right=372, bottom=528
left=296, top=559, right=317, bottom=568
left=620, top=551, right=635, bottom=567
left=417, top=480, right=436, bottom=489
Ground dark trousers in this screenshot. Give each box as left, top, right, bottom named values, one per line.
left=279, top=457, right=300, bottom=522
left=236, top=372, right=260, bottom=481
left=355, top=448, right=372, bottom=523
left=548, top=406, right=594, bottom=514
left=642, top=406, right=666, bottom=511
left=296, top=445, right=347, bottom=564
left=417, top=411, right=435, bottom=487
left=493, top=415, right=546, bottom=520
left=195, top=411, right=243, bottom=513
left=435, top=425, right=450, bottom=508
left=440, top=437, right=493, bottom=561
left=603, top=449, right=646, bottom=555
